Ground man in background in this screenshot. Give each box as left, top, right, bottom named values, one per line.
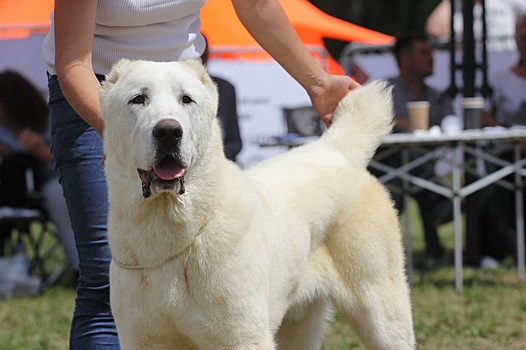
left=388, top=33, right=454, bottom=132
left=201, top=35, right=243, bottom=163
left=383, top=33, right=454, bottom=263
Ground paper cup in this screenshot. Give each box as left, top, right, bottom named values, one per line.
left=406, top=101, right=430, bottom=130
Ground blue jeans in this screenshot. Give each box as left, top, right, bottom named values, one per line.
left=48, top=74, right=120, bottom=349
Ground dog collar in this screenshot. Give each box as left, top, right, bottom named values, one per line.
left=111, top=217, right=208, bottom=270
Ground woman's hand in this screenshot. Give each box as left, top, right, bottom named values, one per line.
left=309, top=74, right=360, bottom=127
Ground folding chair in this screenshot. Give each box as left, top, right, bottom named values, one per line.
left=0, top=154, right=67, bottom=291
left=283, top=106, right=326, bottom=137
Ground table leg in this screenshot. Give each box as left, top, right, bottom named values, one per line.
left=453, top=142, right=463, bottom=293
left=515, top=143, right=525, bottom=282
left=402, top=149, right=413, bottom=283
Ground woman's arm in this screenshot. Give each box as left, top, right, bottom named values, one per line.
left=425, top=0, right=452, bottom=39
left=54, top=0, right=105, bottom=136
left=231, top=0, right=359, bottom=126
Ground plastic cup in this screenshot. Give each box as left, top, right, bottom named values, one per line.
left=462, top=97, right=484, bottom=130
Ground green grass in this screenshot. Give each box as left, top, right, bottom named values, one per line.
left=2, top=269, right=525, bottom=349
left=1, top=200, right=525, bottom=349
left=323, top=268, right=526, bottom=349
left=0, top=287, right=75, bottom=349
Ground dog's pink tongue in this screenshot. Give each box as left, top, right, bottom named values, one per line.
left=153, top=157, right=185, bottom=180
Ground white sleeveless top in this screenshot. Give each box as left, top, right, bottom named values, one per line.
left=43, top=0, right=207, bottom=75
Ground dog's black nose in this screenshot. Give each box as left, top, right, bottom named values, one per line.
left=153, top=119, right=183, bottom=141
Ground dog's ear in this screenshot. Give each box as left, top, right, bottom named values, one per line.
left=102, top=58, right=131, bottom=91
left=183, top=60, right=209, bottom=83
left=100, top=59, right=133, bottom=124
left=183, top=60, right=219, bottom=113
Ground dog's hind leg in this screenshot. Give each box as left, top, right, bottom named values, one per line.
left=324, top=184, right=415, bottom=349
left=275, top=299, right=331, bottom=350
left=326, top=247, right=415, bottom=348
left=329, top=279, right=415, bottom=350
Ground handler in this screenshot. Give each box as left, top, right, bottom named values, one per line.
left=43, top=0, right=359, bottom=348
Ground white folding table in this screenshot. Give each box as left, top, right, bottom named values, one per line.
left=370, top=129, right=526, bottom=292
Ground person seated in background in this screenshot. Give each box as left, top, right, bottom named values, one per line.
left=380, top=33, right=454, bottom=263
left=388, top=33, right=455, bottom=132
left=477, top=15, right=526, bottom=267
left=201, top=34, right=243, bottom=163
left=0, top=70, right=79, bottom=278
left=483, top=14, right=526, bottom=128
left=426, top=0, right=526, bottom=51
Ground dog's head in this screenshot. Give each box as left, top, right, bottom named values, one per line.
left=100, top=59, right=219, bottom=199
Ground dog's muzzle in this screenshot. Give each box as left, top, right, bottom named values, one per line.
left=137, top=119, right=187, bottom=198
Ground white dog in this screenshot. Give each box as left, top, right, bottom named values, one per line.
left=101, top=59, right=415, bottom=350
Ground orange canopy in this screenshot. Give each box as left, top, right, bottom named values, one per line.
left=201, top=0, right=392, bottom=47
left=201, top=0, right=392, bottom=73
left=0, top=0, right=53, bottom=39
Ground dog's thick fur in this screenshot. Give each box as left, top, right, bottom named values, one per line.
left=101, top=59, right=415, bottom=350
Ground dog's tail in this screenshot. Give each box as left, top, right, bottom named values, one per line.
left=326, top=80, right=394, bottom=167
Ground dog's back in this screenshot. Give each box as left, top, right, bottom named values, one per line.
left=245, top=81, right=396, bottom=237
left=248, top=81, right=393, bottom=180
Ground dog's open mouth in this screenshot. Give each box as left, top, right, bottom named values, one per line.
left=137, top=156, right=186, bottom=198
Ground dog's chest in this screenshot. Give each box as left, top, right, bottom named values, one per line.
left=132, top=277, right=269, bottom=348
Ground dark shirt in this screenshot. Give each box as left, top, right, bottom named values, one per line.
left=212, top=76, right=242, bottom=162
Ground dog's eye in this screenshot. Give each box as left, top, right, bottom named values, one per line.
left=129, top=94, right=147, bottom=105
left=182, top=95, right=194, bottom=104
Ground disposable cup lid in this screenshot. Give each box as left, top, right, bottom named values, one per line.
left=462, top=97, right=485, bottom=109
left=406, top=101, right=430, bottom=108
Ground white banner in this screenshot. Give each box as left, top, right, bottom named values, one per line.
left=208, top=60, right=312, bottom=169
